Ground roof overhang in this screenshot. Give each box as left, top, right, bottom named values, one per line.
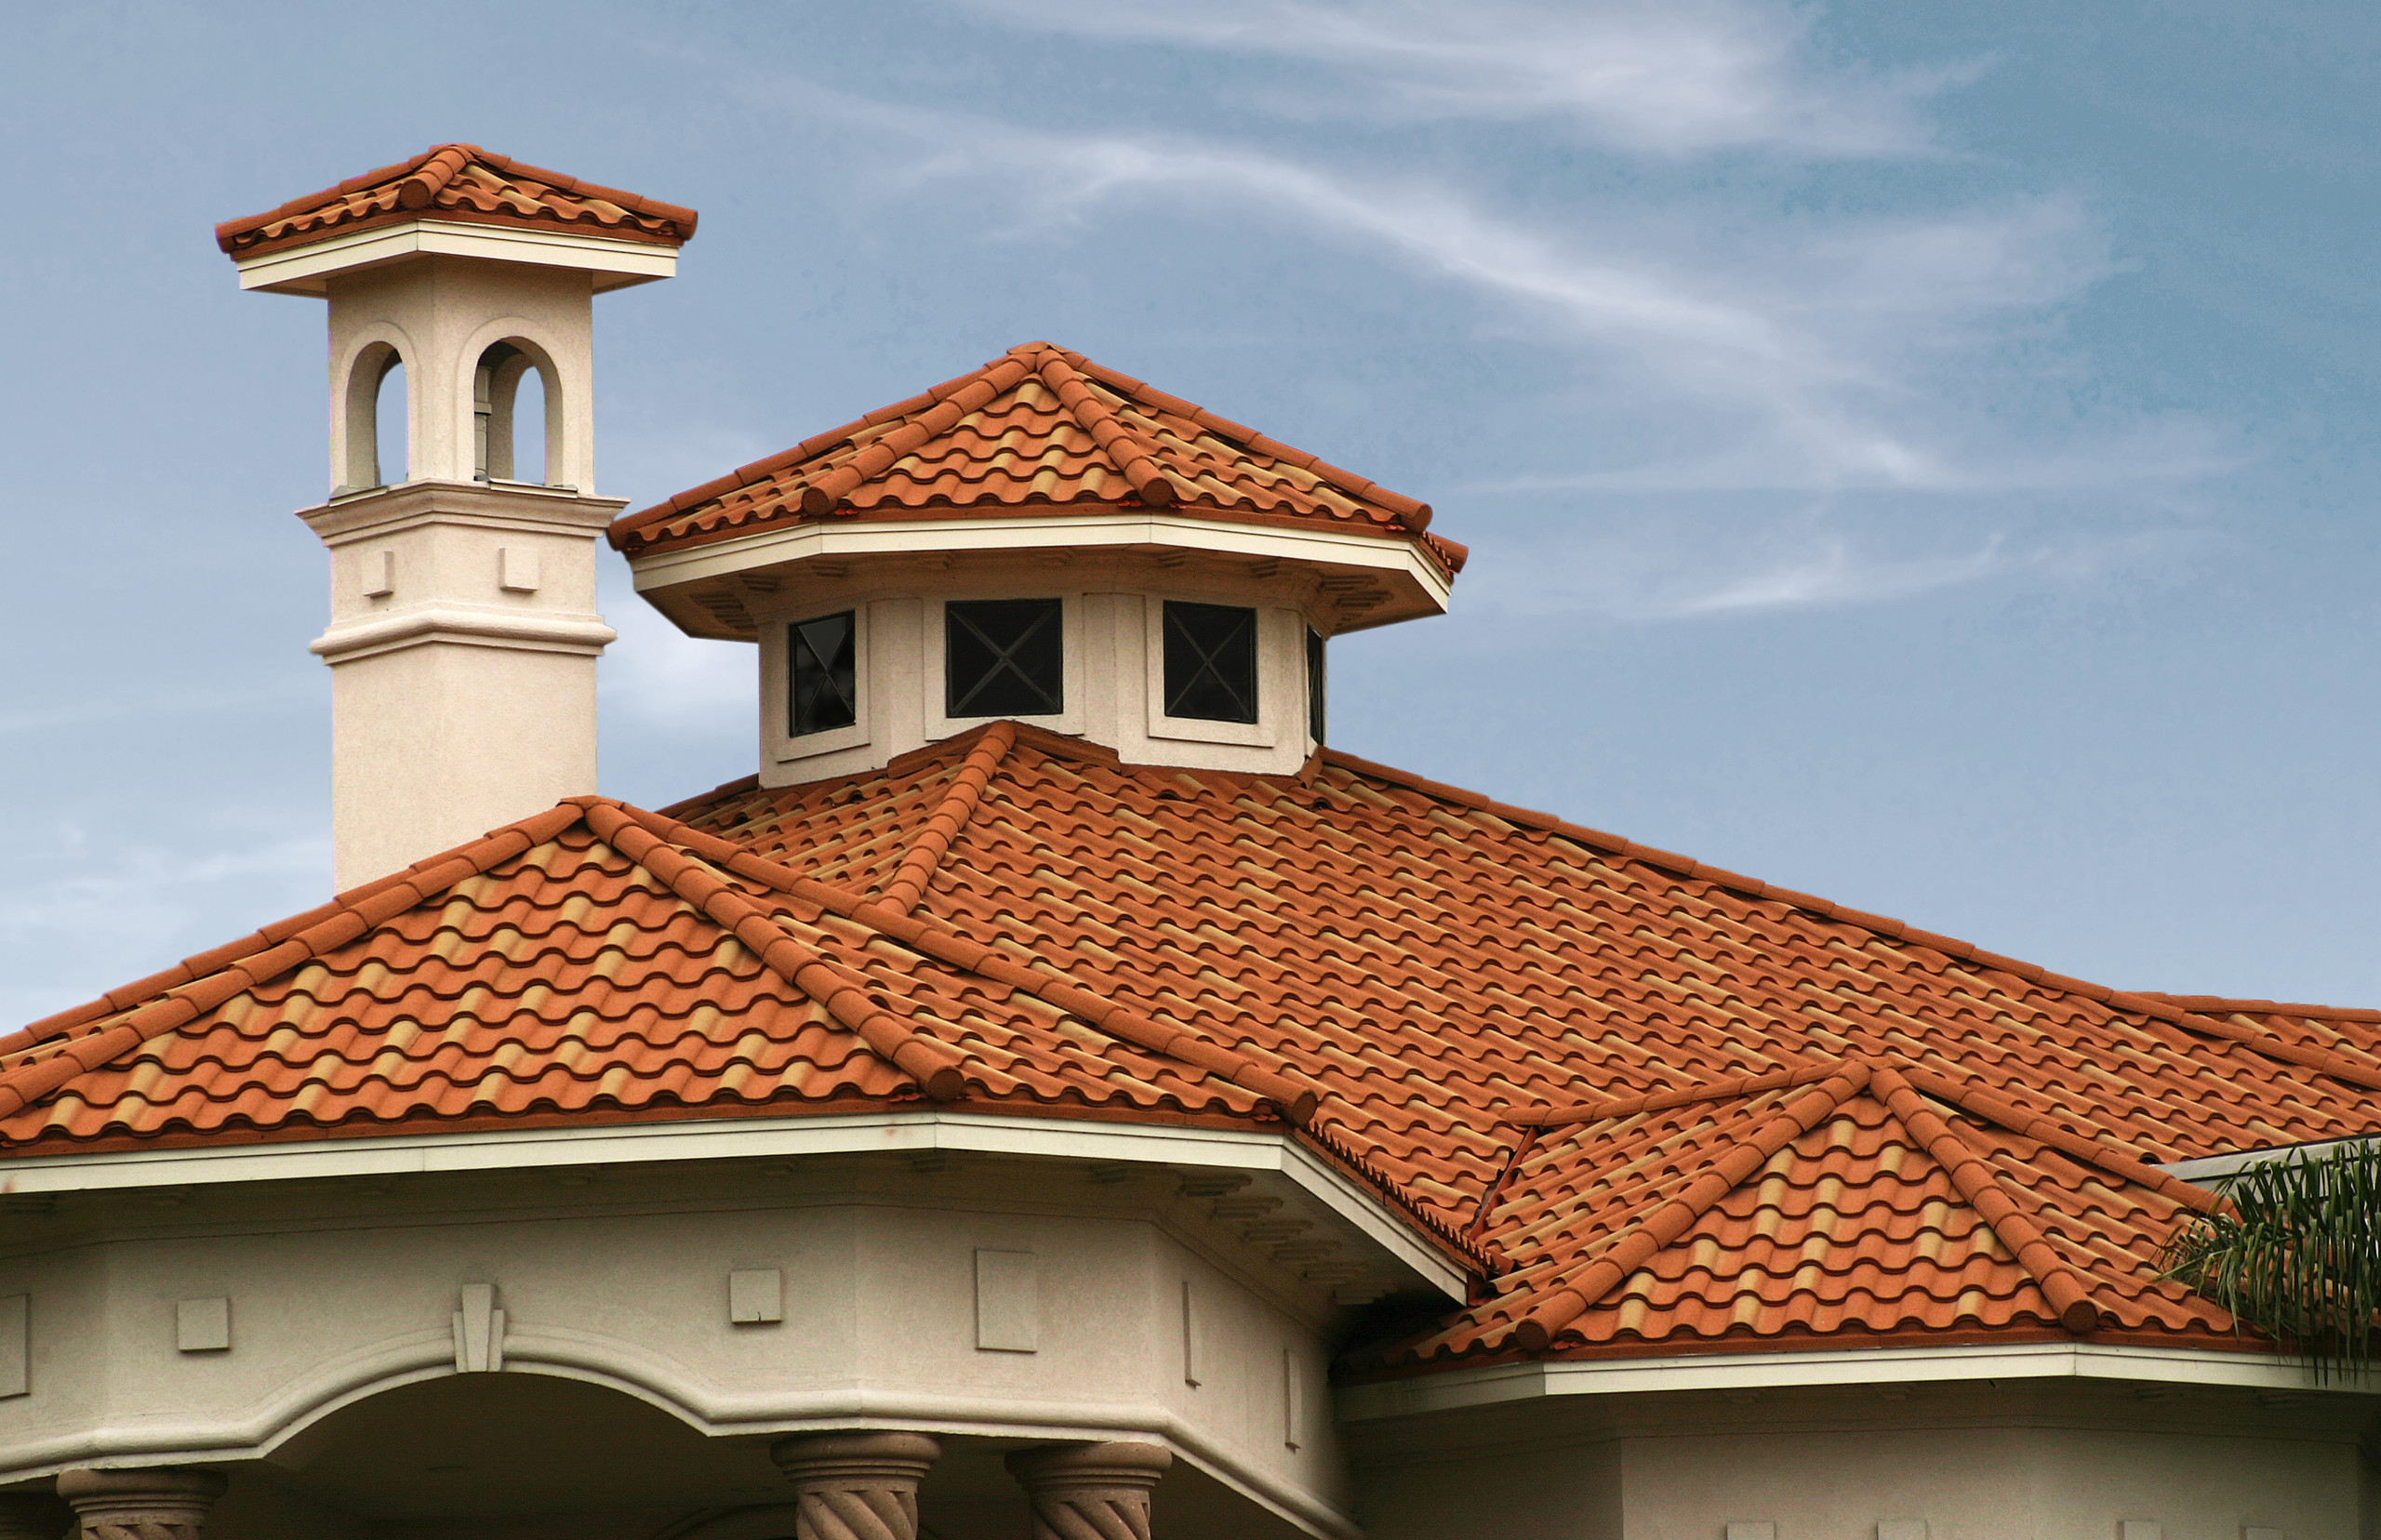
left=0, top=1109, right=1472, bottom=1303
left=624, top=511, right=1455, bottom=640
left=234, top=217, right=679, bottom=296
left=1337, top=1339, right=2374, bottom=1419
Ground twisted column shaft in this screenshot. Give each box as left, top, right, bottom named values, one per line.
left=769, top=1431, right=941, bottom=1540
left=56, top=1468, right=225, bottom=1540
left=1005, top=1441, right=1173, bottom=1540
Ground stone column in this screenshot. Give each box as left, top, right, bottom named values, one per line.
left=768, top=1431, right=941, bottom=1540
left=1004, top=1441, right=1172, bottom=1540
left=55, top=1469, right=226, bottom=1540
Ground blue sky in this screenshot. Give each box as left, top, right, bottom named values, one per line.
left=3, top=0, right=2376, bottom=1025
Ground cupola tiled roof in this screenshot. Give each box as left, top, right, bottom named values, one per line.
left=11, top=721, right=2379, bottom=1367
left=606, top=342, right=1465, bottom=574
left=215, top=143, right=698, bottom=260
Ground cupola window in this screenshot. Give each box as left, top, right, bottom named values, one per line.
left=1163, top=602, right=1259, bottom=724
left=946, top=598, right=1064, bottom=718
left=789, top=610, right=858, bottom=736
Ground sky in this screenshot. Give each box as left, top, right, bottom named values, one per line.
left=2, top=0, right=2377, bottom=1026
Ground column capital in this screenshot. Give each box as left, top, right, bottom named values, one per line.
left=768, top=1431, right=941, bottom=1540
left=57, top=1468, right=226, bottom=1540
left=1005, top=1441, right=1173, bottom=1540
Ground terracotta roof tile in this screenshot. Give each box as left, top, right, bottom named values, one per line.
left=605, top=343, right=1464, bottom=573
left=215, top=144, right=696, bottom=260
left=15, top=723, right=2378, bottom=1364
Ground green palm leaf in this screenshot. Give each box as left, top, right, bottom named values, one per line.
left=2161, top=1141, right=2381, bottom=1383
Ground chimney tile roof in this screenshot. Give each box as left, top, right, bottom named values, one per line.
left=215, top=144, right=698, bottom=261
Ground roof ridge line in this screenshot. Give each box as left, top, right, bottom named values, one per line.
left=1866, top=1062, right=2106, bottom=1334
left=876, top=720, right=1015, bottom=915
left=396, top=145, right=472, bottom=208
left=577, top=801, right=969, bottom=1102
left=602, top=803, right=1323, bottom=1125
left=1030, top=349, right=1178, bottom=509
left=1502, top=1060, right=1873, bottom=1352
left=1505, top=1059, right=1842, bottom=1128
left=795, top=357, right=1038, bottom=517
left=1323, top=750, right=2381, bottom=1084
left=612, top=358, right=1016, bottom=540
left=0, top=804, right=583, bottom=1121
left=2142, top=993, right=2381, bottom=1023
left=1896, top=1065, right=2218, bottom=1215
left=1050, top=347, right=1434, bottom=532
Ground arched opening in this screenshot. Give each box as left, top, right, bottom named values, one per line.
left=474, top=340, right=555, bottom=486
left=374, top=358, right=407, bottom=486
left=339, top=341, right=407, bottom=493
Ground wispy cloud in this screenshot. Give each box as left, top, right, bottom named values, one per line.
left=852, top=102, right=2195, bottom=494
left=955, top=0, right=1964, bottom=157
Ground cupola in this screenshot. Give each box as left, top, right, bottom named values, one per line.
left=610, top=343, right=1464, bottom=784
left=219, top=145, right=697, bottom=886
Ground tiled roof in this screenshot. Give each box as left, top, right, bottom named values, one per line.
left=215, top=144, right=697, bottom=260
left=12, top=723, right=2379, bottom=1367
left=666, top=724, right=2381, bottom=1363
left=606, top=342, right=1466, bottom=574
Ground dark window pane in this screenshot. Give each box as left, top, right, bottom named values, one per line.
left=1306, top=627, right=1325, bottom=745
left=947, top=598, right=1064, bottom=717
left=789, top=610, right=858, bottom=736
left=1164, top=602, right=1258, bottom=724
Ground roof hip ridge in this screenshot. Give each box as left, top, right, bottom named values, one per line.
left=1866, top=1062, right=2107, bottom=1334
left=575, top=801, right=969, bottom=1102
left=1505, top=1059, right=1845, bottom=1128
left=876, top=721, right=1016, bottom=915
left=1502, top=1059, right=1874, bottom=1352
left=1895, top=1064, right=2218, bottom=1215
left=794, top=356, right=1036, bottom=516
left=601, top=802, right=1324, bottom=1125
left=1029, top=348, right=1177, bottom=509
left=0, top=803, right=584, bottom=1121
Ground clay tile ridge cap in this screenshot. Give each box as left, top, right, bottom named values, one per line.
left=1325, top=745, right=2381, bottom=1097
left=1492, top=1057, right=2132, bottom=1353
left=595, top=790, right=1327, bottom=1130
left=214, top=142, right=698, bottom=255
left=605, top=340, right=1448, bottom=559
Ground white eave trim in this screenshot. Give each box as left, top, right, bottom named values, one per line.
left=2162, top=1134, right=2379, bottom=1184
left=0, top=1110, right=1470, bottom=1301
left=1335, top=1340, right=2374, bottom=1421
left=234, top=218, right=680, bottom=295
left=626, top=511, right=1453, bottom=614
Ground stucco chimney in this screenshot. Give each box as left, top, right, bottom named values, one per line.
left=218, top=146, right=696, bottom=886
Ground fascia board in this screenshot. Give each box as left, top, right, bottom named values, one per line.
left=626, top=513, right=1454, bottom=615
left=1336, top=1341, right=2367, bottom=1422
left=235, top=219, right=678, bottom=295
left=0, top=1110, right=1470, bottom=1300
left=2162, top=1134, right=2377, bottom=1184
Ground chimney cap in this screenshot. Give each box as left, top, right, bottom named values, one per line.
left=217, top=143, right=697, bottom=296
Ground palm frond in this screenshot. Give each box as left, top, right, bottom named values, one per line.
left=2161, top=1140, right=2381, bottom=1383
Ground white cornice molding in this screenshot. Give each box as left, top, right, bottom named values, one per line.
left=235, top=219, right=679, bottom=296
left=0, top=1110, right=1470, bottom=1301
left=2162, top=1134, right=2377, bottom=1184
left=308, top=604, right=619, bottom=663
left=626, top=511, right=1453, bottom=631
left=1336, top=1341, right=2369, bottom=1423
left=299, top=480, right=628, bottom=543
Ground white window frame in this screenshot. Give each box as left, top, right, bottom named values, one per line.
left=1144, top=595, right=1283, bottom=749
left=765, top=603, right=873, bottom=766
left=926, top=591, right=1084, bottom=738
